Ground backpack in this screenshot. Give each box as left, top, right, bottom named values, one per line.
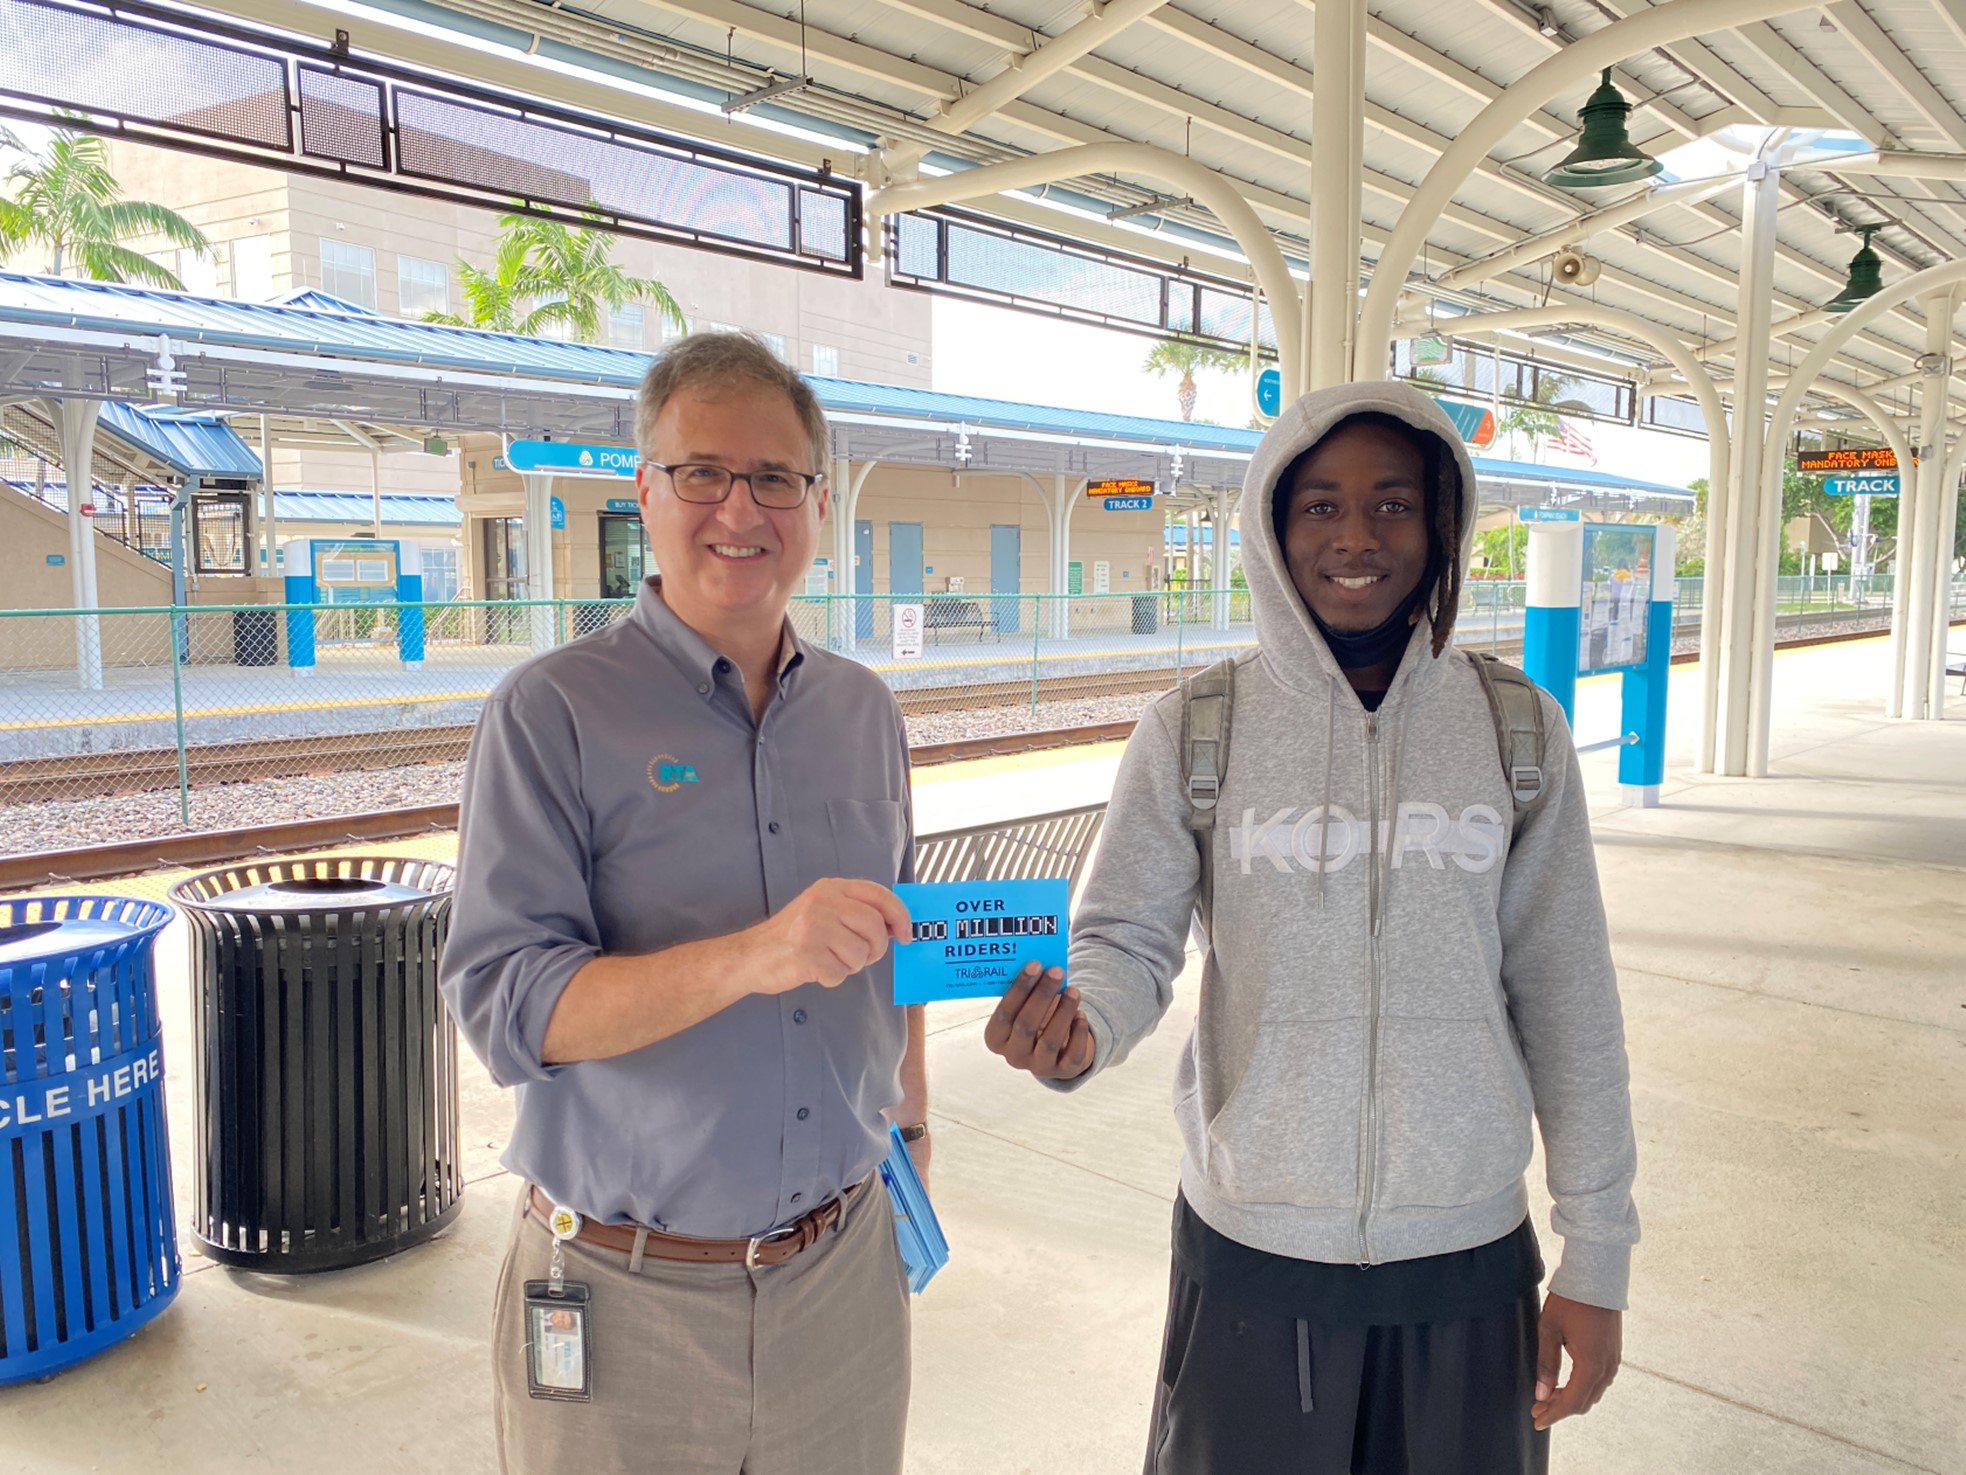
left=1180, top=651, right=1549, bottom=935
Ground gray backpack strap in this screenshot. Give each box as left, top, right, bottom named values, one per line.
left=1469, top=651, right=1548, bottom=834
left=1179, top=657, right=1237, bottom=936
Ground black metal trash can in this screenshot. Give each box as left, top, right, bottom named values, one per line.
left=233, top=608, right=279, bottom=666
left=169, top=857, right=463, bottom=1272
left=1130, top=594, right=1159, bottom=634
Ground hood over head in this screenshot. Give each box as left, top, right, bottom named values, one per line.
left=1238, top=380, right=1478, bottom=687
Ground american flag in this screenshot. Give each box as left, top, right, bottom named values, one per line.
left=1545, top=417, right=1597, bottom=466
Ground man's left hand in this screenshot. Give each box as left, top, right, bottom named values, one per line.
left=1532, top=1293, right=1621, bottom=1431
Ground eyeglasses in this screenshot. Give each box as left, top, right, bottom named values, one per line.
left=647, top=462, right=822, bottom=510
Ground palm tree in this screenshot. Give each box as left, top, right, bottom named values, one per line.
left=1143, top=334, right=1250, bottom=421
left=0, top=128, right=208, bottom=287
left=423, top=207, right=685, bottom=342
left=1496, top=371, right=1577, bottom=461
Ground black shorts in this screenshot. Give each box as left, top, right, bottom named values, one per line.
left=1145, top=1256, right=1549, bottom=1475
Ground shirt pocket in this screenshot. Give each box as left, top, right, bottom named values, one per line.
left=1202, top=1018, right=1366, bottom=1208
left=826, top=798, right=908, bottom=884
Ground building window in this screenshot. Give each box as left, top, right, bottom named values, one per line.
left=608, top=303, right=645, bottom=350
left=319, top=238, right=377, bottom=308
left=708, top=320, right=742, bottom=336
left=811, top=343, right=839, bottom=377
left=660, top=313, right=692, bottom=342
left=231, top=234, right=274, bottom=299
left=398, top=255, right=449, bottom=317
left=531, top=295, right=571, bottom=340
left=175, top=248, right=222, bottom=297
left=760, top=332, right=787, bottom=360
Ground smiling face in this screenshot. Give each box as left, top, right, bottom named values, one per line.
left=1280, top=418, right=1434, bottom=635
left=635, top=380, right=828, bottom=647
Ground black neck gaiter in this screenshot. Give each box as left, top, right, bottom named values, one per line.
left=1311, top=579, right=1430, bottom=672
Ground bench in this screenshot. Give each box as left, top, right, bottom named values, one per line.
left=921, top=598, right=995, bottom=644
left=913, top=803, right=1107, bottom=905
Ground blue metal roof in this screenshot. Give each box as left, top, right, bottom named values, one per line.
left=271, top=491, right=460, bottom=526
left=0, top=273, right=1695, bottom=500
left=96, top=402, right=263, bottom=480
left=1469, top=453, right=1694, bottom=501
left=268, top=288, right=383, bottom=315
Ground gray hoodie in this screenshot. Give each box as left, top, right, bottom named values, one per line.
left=1062, top=381, right=1639, bottom=1310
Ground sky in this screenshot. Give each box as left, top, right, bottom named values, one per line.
left=930, top=296, right=1713, bottom=489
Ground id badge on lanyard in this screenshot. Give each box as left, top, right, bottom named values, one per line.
left=525, top=1204, right=594, bottom=1402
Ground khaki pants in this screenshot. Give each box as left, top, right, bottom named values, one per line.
left=491, top=1179, right=910, bottom=1475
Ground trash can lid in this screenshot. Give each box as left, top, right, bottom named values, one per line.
left=0, top=915, right=142, bottom=964
left=211, top=876, right=436, bottom=913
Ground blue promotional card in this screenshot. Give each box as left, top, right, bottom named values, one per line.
left=889, top=877, right=1069, bottom=1004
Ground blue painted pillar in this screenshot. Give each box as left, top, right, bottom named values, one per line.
left=282, top=538, right=317, bottom=678
left=1618, top=524, right=1675, bottom=807
left=1521, top=515, right=1583, bottom=724
left=395, top=543, right=425, bottom=670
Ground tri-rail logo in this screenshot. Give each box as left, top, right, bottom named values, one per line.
left=1230, top=802, right=1507, bottom=875
left=647, top=753, right=701, bottom=793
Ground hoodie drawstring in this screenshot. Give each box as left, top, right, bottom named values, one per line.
left=1296, top=1318, right=1315, bottom=1413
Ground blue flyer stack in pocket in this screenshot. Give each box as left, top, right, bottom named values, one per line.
left=879, top=1123, right=948, bottom=1294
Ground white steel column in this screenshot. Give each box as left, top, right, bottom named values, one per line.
left=1933, top=446, right=1966, bottom=714
left=1311, top=0, right=1366, bottom=390
left=1903, top=291, right=1956, bottom=719
left=42, top=397, right=104, bottom=689
left=259, top=414, right=279, bottom=578
left=1725, top=160, right=1782, bottom=777
left=1211, top=485, right=1237, bottom=630
left=1042, top=475, right=1083, bottom=639
left=521, top=472, right=557, bottom=652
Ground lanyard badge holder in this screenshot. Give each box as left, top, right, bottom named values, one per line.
left=523, top=1204, right=594, bottom=1402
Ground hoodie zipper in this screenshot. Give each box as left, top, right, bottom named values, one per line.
left=1357, top=709, right=1383, bottom=1266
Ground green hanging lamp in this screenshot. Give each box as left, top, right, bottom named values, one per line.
left=1824, top=226, right=1884, bottom=313
left=1545, top=69, right=1664, bottom=188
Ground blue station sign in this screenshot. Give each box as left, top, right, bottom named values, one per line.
left=1822, top=474, right=1899, bottom=496
left=1519, top=505, right=1583, bottom=522
left=507, top=439, right=640, bottom=478
left=1103, top=496, right=1154, bottom=511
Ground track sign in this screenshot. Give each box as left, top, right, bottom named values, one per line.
left=1103, top=496, right=1154, bottom=511
left=893, top=603, right=924, bottom=659
left=1086, top=478, right=1156, bottom=498
left=1822, top=475, right=1899, bottom=496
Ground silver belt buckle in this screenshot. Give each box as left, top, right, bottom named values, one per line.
left=744, top=1224, right=799, bottom=1271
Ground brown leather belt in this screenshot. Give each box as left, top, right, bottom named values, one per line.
left=528, top=1179, right=865, bottom=1270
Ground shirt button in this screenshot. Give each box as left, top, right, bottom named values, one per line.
left=790, top=1192, right=803, bottom=1205
left=792, top=1008, right=807, bottom=1024
left=796, top=1107, right=810, bottom=1121
left=696, top=682, right=710, bottom=695
left=715, top=658, right=731, bottom=674
left=768, top=821, right=781, bottom=834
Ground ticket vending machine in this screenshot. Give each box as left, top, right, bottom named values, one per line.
left=281, top=536, right=425, bottom=675
left=1520, top=509, right=1674, bottom=808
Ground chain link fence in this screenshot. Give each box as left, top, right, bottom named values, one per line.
left=3, top=578, right=1961, bottom=858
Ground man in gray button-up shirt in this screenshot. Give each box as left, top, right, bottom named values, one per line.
left=443, top=333, right=924, bottom=1475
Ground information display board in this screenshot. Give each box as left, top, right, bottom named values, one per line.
left=1577, top=525, right=1655, bottom=676
left=1796, top=447, right=1901, bottom=472
left=313, top=539, right=401, bottom=605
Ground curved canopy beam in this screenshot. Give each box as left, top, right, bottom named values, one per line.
left=1357, top=0, right=1819, bottom=380
left=1753, top=258, right=1966, bottom=771
left=868, top=144, right=1304, bottom=400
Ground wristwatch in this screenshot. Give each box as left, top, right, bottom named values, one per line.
left=896, top=1122, right=929, bottom=1143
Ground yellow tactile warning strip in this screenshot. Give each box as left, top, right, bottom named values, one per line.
left=910, top=740, right=1130, bottom=787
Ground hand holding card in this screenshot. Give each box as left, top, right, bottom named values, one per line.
left=984, top=963, right=1095, bottom=1081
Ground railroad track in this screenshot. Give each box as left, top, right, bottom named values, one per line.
left=0, top=667, right=1185, bottom=806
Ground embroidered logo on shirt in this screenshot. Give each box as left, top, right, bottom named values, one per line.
left=647, top=754, right=701, bottom=793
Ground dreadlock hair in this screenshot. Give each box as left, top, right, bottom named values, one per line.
left=1270, top=409, right=1466, bottom=657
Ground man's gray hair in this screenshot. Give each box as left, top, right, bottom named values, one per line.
left=633, top=331, right=831, bottom=471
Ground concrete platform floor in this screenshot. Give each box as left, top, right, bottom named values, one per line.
left=2, top=633, right=1961, bottom=1474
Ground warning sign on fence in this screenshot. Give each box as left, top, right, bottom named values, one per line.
left=893, top=603, right=923, bottom=659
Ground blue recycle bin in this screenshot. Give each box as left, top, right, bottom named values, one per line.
left=0, top=896, right=178, bottom=1385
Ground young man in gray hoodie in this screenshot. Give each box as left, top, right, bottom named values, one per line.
left=986, top=382, right=1638, bottom=1472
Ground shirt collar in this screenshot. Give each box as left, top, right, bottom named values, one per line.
left=632, top=577, right=805, bottom=701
